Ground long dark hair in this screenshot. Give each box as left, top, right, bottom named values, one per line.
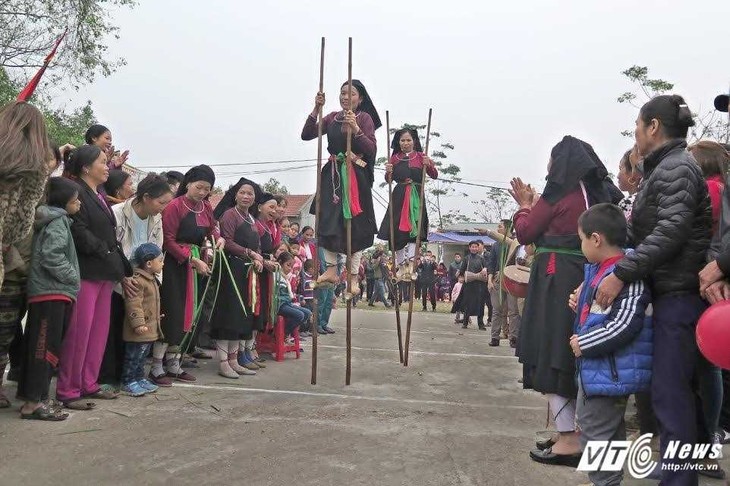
left=84, top=124, right=110, bottom=145
left=65, top=145, right=102, bottom=178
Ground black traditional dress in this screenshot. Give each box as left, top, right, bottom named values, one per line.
left=514, top=136, right=621, bottom=398
left=256, top=219, right=276, bottom=329
left=209, top=208, right=261, bottom=341
left=377, top=152, right=438, bottom=250
left=458, top=253, right=488, bottom=318
left=302, top=111, right=377, bottom=253
left=160, top=197, right=218, bottom=347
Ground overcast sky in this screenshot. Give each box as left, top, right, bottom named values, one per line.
left=58, top=0, right=729, bottom=222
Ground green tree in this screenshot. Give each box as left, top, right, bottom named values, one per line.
left=1, top=66, right=97, bottom=145
left=472, top=187, right=517, bottom=222
left=618, top=65, right=729, bottom=143
left=262, top=177, right=289, bottom=195
left=1, top=0, right=136, bottom=88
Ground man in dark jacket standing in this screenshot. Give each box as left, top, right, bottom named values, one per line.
left=419, top=251, right=438, bottom=311
left=597, top=95, right=711, bottom=485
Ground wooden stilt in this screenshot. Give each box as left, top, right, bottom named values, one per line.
left=404, top=108, right=433, bottom=367
left=386, top=111, right=404, bottom=363
left=310, top=37, right=325, bottom=386
left=345, top=37, right=353, bottom=386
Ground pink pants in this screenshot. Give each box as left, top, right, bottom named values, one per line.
left=57, top=280, right=114, bottom=402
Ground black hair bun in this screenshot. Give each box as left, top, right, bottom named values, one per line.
left=672, top=95, right=696, bottom=128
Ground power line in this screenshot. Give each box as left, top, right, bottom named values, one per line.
left=139, top=158, right=318, bottom=170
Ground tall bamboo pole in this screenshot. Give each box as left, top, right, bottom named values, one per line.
left=404, top=108, right=433, bottom=367
left=310, top=37, right=325, bottom=385
left=345, top=37, right=353, bottom=385
left=386, top=111, right=404, bottom=363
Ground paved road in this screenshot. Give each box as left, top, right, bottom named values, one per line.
left=0, top=308, right=726, bottom=485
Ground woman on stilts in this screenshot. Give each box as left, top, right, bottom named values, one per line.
left=510, top=136, right=621, bottom=466
left=377, top=128, right=438, bottom=281
left=150, top=165, right=224, bottom=386
left=301, top=80, right=381, bottom=294
left=210, top=178, right=267, bottom=378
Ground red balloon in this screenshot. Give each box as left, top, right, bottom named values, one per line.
left=696, top=300, right=730, bottom=370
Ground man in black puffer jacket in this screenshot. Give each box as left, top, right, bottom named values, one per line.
left=597, top=95, right=711, bottom=485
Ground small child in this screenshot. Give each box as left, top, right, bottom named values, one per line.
left=274, top=242, right=290, bottom=259
left=276, top=252, right=312, bottom=344
left=121, top=243, right=165, bottom=397
left=18, top=178, right=82, bottom=421
left=288, top=241, right=303, bottom=293
left=568, top=203, right=652, bottom=484
left=450, top=275, right=464, bottom=324
left=298, top=259, right=315, bottom=336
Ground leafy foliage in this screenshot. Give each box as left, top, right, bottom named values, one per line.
left=472, top=187, right=517, bottom=222
left=262, top=177, right=289, bottom=195
left=0, top=66, right=96, bottom=146
left=0, top=0, right=136, bottom=88
left=618, top=65, right=729, bottom=143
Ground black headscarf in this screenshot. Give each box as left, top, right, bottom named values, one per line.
left=213, top=177, right=261, bottom=220
left=176, top=164, right=216, bottom=197
left=542, top=136, right=622, bottom=206
left=252, top=191, right=277, bottom=218
left=391, top=128, right=423, bottom=153
left=343, top=79, right=382, bottom=130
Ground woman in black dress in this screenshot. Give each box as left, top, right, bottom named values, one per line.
left=301, top=80, right=381, bottom=295
left=377, top=128, right=438, bottom=280
left=254, top=192, right=282, bottom=348
left=210, top=178, right=265, bottom=378
left=150, top=165, right=224, bottom=386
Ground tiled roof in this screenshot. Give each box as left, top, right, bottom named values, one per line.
left=283, top=194, right=313, bottom=217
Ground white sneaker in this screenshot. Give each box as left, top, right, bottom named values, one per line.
left=712, top=432, right=724, bottom=459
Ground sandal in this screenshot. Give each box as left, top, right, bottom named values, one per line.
left=85, top=389, right=118, bottom=400
left=21, top=404, right=69, bottom=421
left=63, top=400, right=97, bottom=411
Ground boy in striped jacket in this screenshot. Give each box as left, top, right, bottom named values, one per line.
left=568, top=203, right=652, bottom=485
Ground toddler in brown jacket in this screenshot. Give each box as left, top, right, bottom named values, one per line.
left=121, top=243, right=164, bottom=397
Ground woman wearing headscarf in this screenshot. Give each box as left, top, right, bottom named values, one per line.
left=301, top=80, right=380, bottom=296
left=252, top=191, right=282, bottom=356
left=210, top=178, right=266, bottom=378
left=149, top=165, right=224, bottom=386
left=509, top=135, right=621, bottom=466
left=377, top=128, right=438, bottom=280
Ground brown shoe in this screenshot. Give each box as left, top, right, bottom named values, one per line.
left=167, top=371, right=196, bottom=382
left=148, top=372, right=173, bottom=387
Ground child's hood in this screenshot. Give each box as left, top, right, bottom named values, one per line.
left=34, top=205, right=68, bottom=230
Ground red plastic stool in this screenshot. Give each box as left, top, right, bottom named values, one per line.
left=255, top=316, right=301, bottom=362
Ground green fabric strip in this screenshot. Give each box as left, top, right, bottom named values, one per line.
left=408, top=182, right=421, bottom=238
left=337, top=153, right=352, bottom=220
left=534, top=246, right=584, bottom=257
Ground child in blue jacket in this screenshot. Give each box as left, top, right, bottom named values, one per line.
left=569, top=203, right=652, bottom=485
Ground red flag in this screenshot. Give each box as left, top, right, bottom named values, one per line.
left=17, top=29, right=68, bottom=101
